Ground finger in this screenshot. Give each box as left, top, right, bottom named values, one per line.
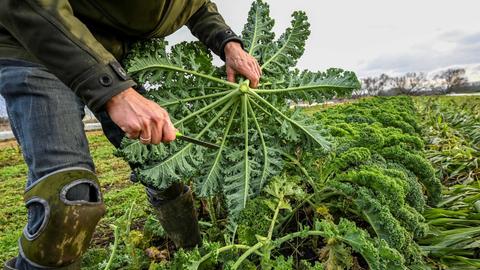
left=255, top=59, right=262, bottom=76
left=249, top=61, right=261, bottom=88
left=162, top=118, right=176, bottom=142
left=150, top=116, right=163, bottom=145
left=226, top=65, right=236, bottom=83
left=139, top=118, right=152, bottom=145
left=122, top=124, right=141, bottom=140
left=241, top=63, right=259, bottom=88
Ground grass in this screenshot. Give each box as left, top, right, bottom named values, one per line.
left=0, top=131, right=149, bottom=264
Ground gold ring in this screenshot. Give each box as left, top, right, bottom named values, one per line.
left=139, top=136, right=151, bottom=142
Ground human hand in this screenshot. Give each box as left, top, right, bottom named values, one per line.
left=224, top=41, right=262, bottom=88
left=105, top=88, right=177, bottom=144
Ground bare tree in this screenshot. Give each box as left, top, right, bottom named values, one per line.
left=360, top=74, right=391, bottom=96
left=405, top=72, right=426, bottom=94
left=434, top=68, right=468, bottom=93
left=391, top=76, right=407, bottom=94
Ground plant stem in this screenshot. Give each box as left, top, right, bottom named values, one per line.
left=247, top=5, right=260, bottom=55
left=254, top=84, right=354, bottom=94
left=262, top=196, right=283, bottom=263
left=247, top=98, right=269, bottom=190
left=194, top=244, right=252, bottom=268
left=200, top=102, right=239, bottom=196
left=132, top=63, right=239, bottom=88
left=249, top=98, right=273, bottom=116
left=231, top=228, right=335, bottom=269
left=260, top=24, right=294, bottom=70
left=103, top=224, right=120, bottom=270
left=241, top=95, right=250, bottom=209
left=143, top=98, right=236, bottom=177
left=250, top=91, right=330, bottom=149
left=232, top=242, right=265, bottom=270
left=268, top=198, right=283, bottom=241
left=174, top=90, right=239, bottom=126
left=160, top=90, right=232, bottom=107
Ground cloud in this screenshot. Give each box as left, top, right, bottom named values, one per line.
left=362, top=31, right=480, bottom=76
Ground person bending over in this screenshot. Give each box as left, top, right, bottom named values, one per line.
left=0, top=1, right=260, bottom=269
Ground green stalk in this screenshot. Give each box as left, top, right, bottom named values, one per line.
left=160, top=90, right=232, bottom=107
left=268, top=199, right=282, bottom=241
left=260, top=26, right=294, bottom=70
left=174, top=90, right=240, bottom=126
left=188, top=97, right=237, bottom=140
left=144, top=98, right=236, bottom=176
left=234, top=229, right=360, bottom=270
left=201, top=102, right=240, bottom=196
left=103, top=224, right=120, bottom=270
left=250, top=91, right=330, bottom=149
left=247, top=98, right=269, bottom=189
left=249, top=98, right=273, bottom=116
left=262, top=196, right=283, bottom=264
left=132, top=63, right=239, bottom=88
left=232, top=242, right=265, bottom=270
left=193, top=244, right=252, bottom=269
left=254, top=84, right=355, bottom=94
left=241, top=95, right=250, bottom=209
left=248, top=5, right=260, bottom=55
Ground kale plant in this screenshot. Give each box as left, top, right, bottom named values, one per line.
left=119, top=0, right=360, bottom=217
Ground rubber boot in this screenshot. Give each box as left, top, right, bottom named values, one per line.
left=3, top=258, right=16, bottom=270
left=147, top=183, right=202, bottom=249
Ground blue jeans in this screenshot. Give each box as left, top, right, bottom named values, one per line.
left=0, top=59, right=131, bottom=269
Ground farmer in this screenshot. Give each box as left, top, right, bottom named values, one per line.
left=0, top=1, right=261, bottom=269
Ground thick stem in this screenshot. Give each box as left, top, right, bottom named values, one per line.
left=254, top=84, right=354, bottom=94
left=250, top=91, right=329, bottom=149
left=201, top=102, right=239, bottom=196
left=133, top=63, right=239, bottom=88
left=104, top=225, right=120, bottom=270
left=232, top=242, right=265, bottom=270
left=247, top=6, right=260, bottom=55
left=246, top=98, right=269, bottom=190
left=263, top=197, right=283, bottom=263
left=241, top=95, right=250, bottom=209
left=145, top=99, right=236, bottom=175
left=267, top=198, right=283, bottom=241
left=160, top=90, right=232, bottom=107
left=194, top=244, right=252, bottom=269
left=175, top=90, right=240, bottom=126
left=260, top=27, right=294, bottom=71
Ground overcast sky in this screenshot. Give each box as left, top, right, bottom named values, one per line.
left=167, top=0, right=480, bottom=80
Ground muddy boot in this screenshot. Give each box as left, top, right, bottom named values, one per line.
left=146, top=183, right=202, bottom=249
left=3, top=258, right=16, bottom=270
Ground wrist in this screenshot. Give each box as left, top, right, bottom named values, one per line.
left=106, top=88, right=135, bottom=110
left=224, top=41, right=243, bottom=56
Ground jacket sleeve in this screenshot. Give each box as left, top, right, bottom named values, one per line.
left=187, top=0, right=244, bottom=61
left=0, top=0, right=136, bottom=113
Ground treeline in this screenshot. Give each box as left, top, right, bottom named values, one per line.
left=355, top=68, right=477, bottom=97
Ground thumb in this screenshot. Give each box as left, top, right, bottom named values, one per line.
left=226, top=65, right=236, bottom=83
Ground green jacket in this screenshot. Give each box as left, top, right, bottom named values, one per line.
left=0, top=0, right=241, bottom=112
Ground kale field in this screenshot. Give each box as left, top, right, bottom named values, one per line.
left=1, top=95, right=479, bottom=269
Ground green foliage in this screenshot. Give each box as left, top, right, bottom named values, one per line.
left=415, top=96, right=480, bottom=185
left=119, top=0, right=360, bottom=220
left=309, top=97, right=438, bottom=267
